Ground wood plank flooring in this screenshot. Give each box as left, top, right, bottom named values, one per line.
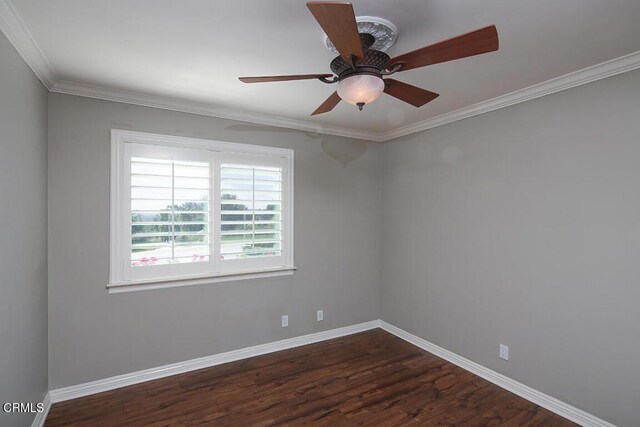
left=45, top=329, right=575, bottom=426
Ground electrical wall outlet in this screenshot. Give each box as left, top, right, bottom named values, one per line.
left=281, top=315, right=288, bottom=328
left=317, top=310, right=323, bottom=321
left=499, top=344, right=509, bottom=360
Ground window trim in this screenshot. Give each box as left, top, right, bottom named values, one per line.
left=109, top=129, right=294, bottom=293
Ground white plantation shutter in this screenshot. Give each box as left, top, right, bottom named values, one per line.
left=126, top=144, right=214, bottom=281
left=218, top=153, right=287, bottom=272
left=110, top=130, right=293, bottom=288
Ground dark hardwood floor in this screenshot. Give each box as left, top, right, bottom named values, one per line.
left=45, top=329, right=575, bottom=426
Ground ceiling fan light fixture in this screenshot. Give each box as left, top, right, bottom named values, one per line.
left=336, top=74, right=384, bottom=109
left=240, top=2, right=499, bottom=116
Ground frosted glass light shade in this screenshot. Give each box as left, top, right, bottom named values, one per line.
left=337, top=74, right=384, bottom=106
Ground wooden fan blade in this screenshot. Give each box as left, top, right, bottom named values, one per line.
left=239, top=74, right=333, bottom=83
left=311, top=91, right=341, bottom=115
left=307, top=2, right=364, bottom=62
left=383, top=79, right=439, bottom=107
left=389, top=25, right=498, bottom=72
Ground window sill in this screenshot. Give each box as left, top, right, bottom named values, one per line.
left=107, top=267, right=297, bottom=294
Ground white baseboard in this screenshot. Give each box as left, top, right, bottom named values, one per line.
left=49, top=320, right=379, bottom=403
left=30, top=392, right=51, bottom=427
left=45, top=319, right=614, bottom=427
left=379, top=320, right=615, bottom=427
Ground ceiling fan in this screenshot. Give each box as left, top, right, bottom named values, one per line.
left=239, top=2, right=499, bottom=116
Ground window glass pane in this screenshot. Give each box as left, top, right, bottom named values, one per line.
left=131, top=157, right=211, bottom=267
left=220, top=162, right=283, bottom=261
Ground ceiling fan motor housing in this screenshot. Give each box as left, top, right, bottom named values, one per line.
left=330, top=34, right=390, bottom=81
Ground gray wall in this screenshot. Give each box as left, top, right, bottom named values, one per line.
left=47, top=93, right=381, bottom=389
left=0, top=32, right=48, bottom=426
left=380, top=69, right=640, bottom=426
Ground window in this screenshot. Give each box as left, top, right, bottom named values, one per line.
left=110, top=130, right=294, bottom=293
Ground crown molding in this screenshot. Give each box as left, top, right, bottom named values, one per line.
left=51, top=49, right=640, bottom=143
left=3, top=0, right=639, bottom=142
left=0, top=0, right=55, bottom=88
left=50, top=80, right=381, bottom=142
left=379, top=50, right=640, bottom=141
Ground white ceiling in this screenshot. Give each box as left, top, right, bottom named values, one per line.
left=7, top=0, right=640, bottom=136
